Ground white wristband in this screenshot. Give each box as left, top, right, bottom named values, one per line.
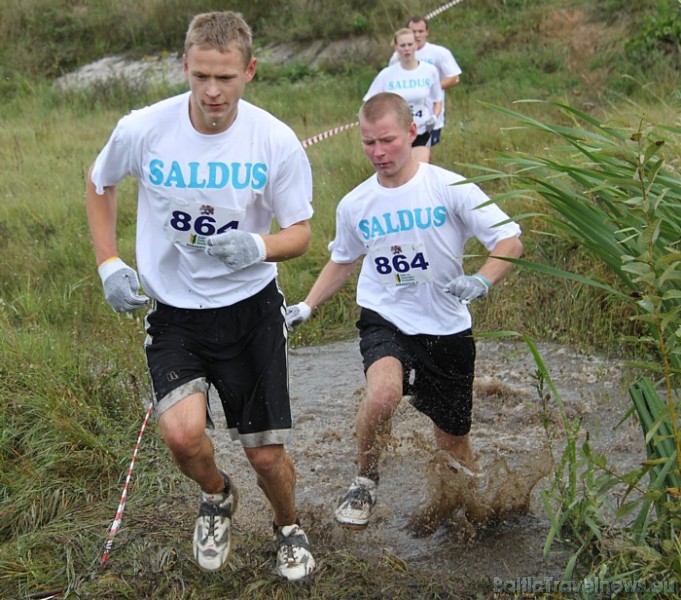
left=250, top=233, right=267, bottom=261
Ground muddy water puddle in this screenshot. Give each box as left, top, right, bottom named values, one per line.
left=209, top=338, right=643, bottom=585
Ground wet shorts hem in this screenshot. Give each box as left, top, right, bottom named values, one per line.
left=154, top=377, right=208, bottom=419
left=228, top=428, right=291, bottom=448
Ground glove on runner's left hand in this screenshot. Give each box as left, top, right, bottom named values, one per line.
left=205, top=230, right=267, bottom=272
left=285, top=302, right=312, bottom=329
left=444, top=274, right=491, bottom=303
left=425, top=117, right=437, bottom=132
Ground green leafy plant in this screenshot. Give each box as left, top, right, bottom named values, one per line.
left=625, top=1, right=681, bottom=68
left=464, top=99, right=681, bottom=584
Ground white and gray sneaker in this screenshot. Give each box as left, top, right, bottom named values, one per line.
left=334, top=476, right=377, bottom=529
left=275, top=523, right=316, bottom=581
left=192, top=473, right=239, bottom=571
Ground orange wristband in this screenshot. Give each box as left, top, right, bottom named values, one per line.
left=99, top=256, right=119, bottom=267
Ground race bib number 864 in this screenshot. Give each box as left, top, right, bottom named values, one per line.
left=164, top=198, right=245, bottom=249
left=370, top=243, right=433, bottom=287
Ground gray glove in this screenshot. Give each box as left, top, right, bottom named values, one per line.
left=98, top=258, right=150, bottom=313
left=444, top=274, right=491, bottom=303
left=425, top=117, right=437, bottom=133
left=285, top=302, right=312, bottom=329
left=205, top=230, right=266, bottom=272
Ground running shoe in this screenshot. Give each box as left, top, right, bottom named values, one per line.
left=275, top=523, right=316, bottom=581
left=334, top=476, right=377, bottom=529
left=192, top=472, right=239, bottom=571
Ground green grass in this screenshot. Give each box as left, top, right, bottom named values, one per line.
left=1, top=0, right=680, bottom=597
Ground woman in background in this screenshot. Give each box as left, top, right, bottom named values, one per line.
left=364, top=28, right=443, bottom=163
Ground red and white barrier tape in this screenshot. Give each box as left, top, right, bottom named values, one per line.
left=424, top=0, right=464, bottom=20
left=301, top=121, right=359, bottom=148
left=100, top=401, right=153, bottom=567
left=300, top=0, right=464, bottom=149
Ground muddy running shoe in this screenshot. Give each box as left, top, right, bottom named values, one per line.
left=275, top=523, right=316, bottom=581
left=334, top=476, right=377, bottom=529
left=192, top=472, right=239, bottom=571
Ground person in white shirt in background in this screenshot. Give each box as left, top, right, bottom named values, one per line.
left=285, top=93, right=523, bottom=530
left=390, top=15, right=462, bottom=158
left=365, top=28, right=443, bottom=163
left=85, top=10, right=315, bottom=581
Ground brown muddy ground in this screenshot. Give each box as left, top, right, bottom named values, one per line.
left=207, top=337, right=644, bottom=589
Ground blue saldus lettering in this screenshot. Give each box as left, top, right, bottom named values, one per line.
left=358, top=220, right=371, bottom=239
left=208, top=162, right=228, bottom=188
left=188, top=162, right=206, bottom=188
left=359, top=205, right=447, bottom=240
left=147, top=160, right=268, bottom=190
left=149, top=159, right=164, bottom=185
left=433, top=205, right=447, bottom=226
left=388, top=78, right=431, bottom=91
left=370, top=217, right=385, bottom=238
left=231, top=162, right=252, bottom=190
left=397, top=209, right=414, bottom=230
left=415, top=208, right=432, bottom=229
left=252, top=163, right=267, bottom=190
left=414, top=206, right=447, bottom=229
left=165, top=161, right=186, bottom=188
left=382, top=212, right=401, bottom=234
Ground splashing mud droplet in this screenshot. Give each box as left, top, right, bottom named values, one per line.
left=408, top=448, right=554, bottom=536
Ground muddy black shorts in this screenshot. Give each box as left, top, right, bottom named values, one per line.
left=143, top=279, right=291, bottom=447
left=412, top=131, right=432, bottom=148
left=356, top=308, right=475, bottom=436
left=429, top=128, right=442, bottom=146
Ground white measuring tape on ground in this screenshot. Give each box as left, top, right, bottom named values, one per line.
left=100, top=401, right=153, bottom=567
left=299, top=0, right=465, bottom=149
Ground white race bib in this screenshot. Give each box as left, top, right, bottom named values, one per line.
left=164, top=198, right=246, bottom=249
left=369, top=243, right=434, bottom=287
left=409, top=100, right=429, bottom=127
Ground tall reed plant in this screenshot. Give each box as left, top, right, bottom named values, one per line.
left=463, top=99, right=681, bottom=585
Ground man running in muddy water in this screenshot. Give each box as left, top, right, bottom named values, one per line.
left=86, top=10, right=315, bottom=579
left=285, top=92, right=522, bottom=529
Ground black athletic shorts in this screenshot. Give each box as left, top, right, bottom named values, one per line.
left=412, top=131, right=432, bottom=148
left=356, top=308, right=475, bottom=436
left=143, top=278, right=291, bottom=447
left=429, top=128, right=442, bottom=146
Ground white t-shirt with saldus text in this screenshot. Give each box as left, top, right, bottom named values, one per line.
left=363, top=61, right=443, bottom=135
left=91, top=92, right=313, bottom=309
left=390, top=42, right=462, bottom=129
left=329, top=163, right=521, bottom=335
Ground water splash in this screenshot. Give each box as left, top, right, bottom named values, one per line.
left=408, top=447, right=555, bottom=536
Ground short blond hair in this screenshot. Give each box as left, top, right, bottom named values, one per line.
left=360, top=93, right=413, bottom=129
left=184, top=11, right=252, bottom=66
left=392, top=27, right=415, bottom=47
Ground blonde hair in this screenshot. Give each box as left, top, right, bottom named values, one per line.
left=392, top=27, right=415, bottom=48
left=360, top=93, right=413, bottom=129
left=184, top=11, right=252, bottom=66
